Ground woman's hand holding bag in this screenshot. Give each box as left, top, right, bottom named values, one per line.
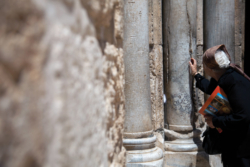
left=202, top=127, right=222, bottom=155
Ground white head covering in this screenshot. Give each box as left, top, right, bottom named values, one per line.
left=214, top=49, right=230, bottom=69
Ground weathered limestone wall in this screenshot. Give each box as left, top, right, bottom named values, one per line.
left=0, top=0, right=245, bottom=166
left=0, top=0, right=125, bottom=167
left=235, top=0, right=245, bottom=68
left=149, top=0, right=164, bottom=131
left=194, top=0, right=205, bottom=129
left=104, top=43, right=126, bottom=167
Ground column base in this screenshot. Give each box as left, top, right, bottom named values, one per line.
left=127, top=158, right=163, bottom=167
left=164, top=151, right=210, bottom=167
left=126, top=147, right=163, bottom=167
left=164, top=138, right=202, bottom=152
left=123, top=135, right=157, bottom=150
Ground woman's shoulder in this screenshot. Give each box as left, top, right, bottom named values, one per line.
left=218, top=68, right=235, bottom=85
left=219, top=68, right=250, bottom=90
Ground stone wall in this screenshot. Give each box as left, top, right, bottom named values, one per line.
left=149, top=0, right=164, bottom=131
left=235, top=0, right=245, bottom=68
left=194, top=0, right=205, bottom=129
left=0, top=0, right=125, bottom=167
left=104, top=43, right=126, bottom=167
left=0, top=0, right=245, bottom=166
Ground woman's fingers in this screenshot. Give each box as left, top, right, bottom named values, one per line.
left=190, top=58, right=197, bottom=65
left=204, top=115, right=212, bottom=118
left=204, top=115, right=215, bottom=128
left=189, top=58, right=197, bottom=76
left=189, top=58, right=197, bottom=66
left=193, top=59, right=197, bottom=66
left=189, top=61, right=193, bottom=66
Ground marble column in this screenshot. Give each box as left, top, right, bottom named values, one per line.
left=123, top=0, right=163, bottom=166
left=204, top=0, right=235, bottom=63
left=163, top=0, right=209, bottom=166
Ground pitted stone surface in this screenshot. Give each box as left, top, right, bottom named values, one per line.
left=0, top=0, right=126, bottom=167
left=234, top=0, right=245, bottom=68
left=150, top=45, right=164, bottom=130
left=148, top=0, right=162, bottom=45
left=148, top=0, right=164, bottom=131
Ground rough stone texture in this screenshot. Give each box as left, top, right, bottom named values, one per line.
left=193, top=0, right=205, bottom=129
left=235, top=0, right=245, bottom=68
left=0, top=1, right=47, bottom=166
left=80, top=0, right=123, bottom=49
left=41, top=25, right=107, bottom=167
left=154, top=130, right=165, bottom=152
left=104, top=43, right=126, bottom=167
left=148, top=0, right=164, bottom=131
left=149, top=0, right=162, bottom=45
left=114, top=1, right=124, bottom=47
left=150, top=45, right=164, bottom=130
left=0, top=0, right=125, bottom=167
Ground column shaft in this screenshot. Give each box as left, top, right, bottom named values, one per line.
left=123, top=0, right=152, bottom=137
left=204, top=0, right=235, bottom=62
left=164, top=0, right=196, bottom=132
left=163, top=0, right=210, bottom=166
left=123, top=0, right=163, bottom=166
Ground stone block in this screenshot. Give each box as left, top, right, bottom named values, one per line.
left=0, top=0, right=126, bottom=167
left=164, top=151, right=210, bottom=167
left=209, top=155, right=223, bottom=167
left=148, top=0, right=162, bottom=45
left=150, top=45, right=164, bottom=130
left=234, top=0, right=245, bottom=68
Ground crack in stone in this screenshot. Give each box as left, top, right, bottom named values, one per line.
left=185, top=0, right=198, bottom=117
left=186, top=0, right=192, bottom=58
left=150, top=0, right=154, bottom=44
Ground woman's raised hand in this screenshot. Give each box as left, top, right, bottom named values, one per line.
left=189, top=58, right=198, bottom=76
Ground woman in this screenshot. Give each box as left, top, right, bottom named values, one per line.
left=189, top=44, right=250, bottom=167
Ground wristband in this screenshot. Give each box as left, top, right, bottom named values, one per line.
left=193, top=72, right=198, bottom=76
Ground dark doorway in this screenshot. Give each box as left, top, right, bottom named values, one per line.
left=244, top=0, right=250, bottom=75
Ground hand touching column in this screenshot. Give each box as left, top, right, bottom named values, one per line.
left=189, top=58, right=198, bottom=76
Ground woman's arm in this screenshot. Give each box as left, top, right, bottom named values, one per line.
left=195, top=74, right=217, bottom=95
left=189, top=58, right=217, bottom=95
